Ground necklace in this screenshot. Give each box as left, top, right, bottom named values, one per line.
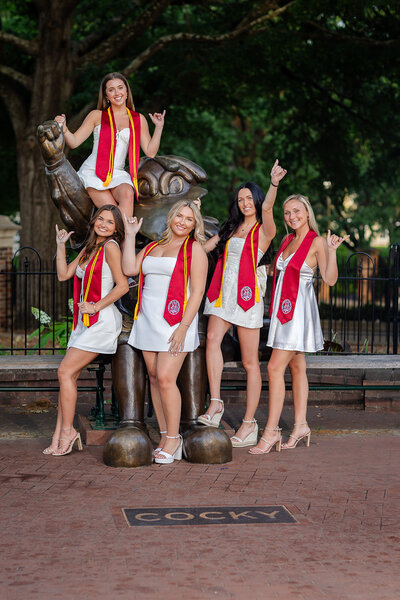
left=240, top=221, right=257, bottom=234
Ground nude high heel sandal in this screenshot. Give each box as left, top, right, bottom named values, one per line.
left=197, top=398, right=224, bottom=428
left=52, top=432, right=83, bottom=456
left=154, top=435, right=183, bottom=464
left=231, top=419, right=258, bottom=447
left=248, top=427, right=282, bottom=455
left=282, top=422, right=311, bottom=449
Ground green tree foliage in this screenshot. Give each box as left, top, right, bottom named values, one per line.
left=0, top=0, right=399, bottom=253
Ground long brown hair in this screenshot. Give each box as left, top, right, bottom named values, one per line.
left=81, top=205, right=125, bottom=262
left=97, top=72, right=135, bottom=111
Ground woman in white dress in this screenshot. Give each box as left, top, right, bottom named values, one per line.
left=122, top=201, right=208, bottom=464
left=249, top=195, right=349, bottom=455
left=43, top=205, right=129, bottom=456
left=198, top=160, right=287, bottom=447
left=55, top=72, right=166, bottom=217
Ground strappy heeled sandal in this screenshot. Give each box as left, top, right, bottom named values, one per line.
left=198, top=398, right=224, bottom=428
left=248, top=427, right=282, bottom=455
left=282, top=422, right=311, bottom=449
left=52, top=432, right=83, bottom=456
left=154, top=435, right=183, bottom=465
left=231, top=419, right=258, bottom=447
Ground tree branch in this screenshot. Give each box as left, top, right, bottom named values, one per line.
left=306, top=20, right=400, bottom=47
left=0, top=65, right=33, bottom=91
left=123, top=1, right=295, bottom=75
left=78, top=0, right=173, bottom=67
left=0, top=31, right=39, bottom=56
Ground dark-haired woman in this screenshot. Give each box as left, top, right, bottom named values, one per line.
left=42, top=205, right=129, bottom=456
left=55, top=72, right=165, bottom=217
left=198, top=160, right=287, bottom=447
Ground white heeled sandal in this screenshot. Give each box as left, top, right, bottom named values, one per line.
left=248, top=427, right=282, bottom=455
left=231, top=418, right=258, bottom=447
left=282, top=422, right=311, bottom=449
left=197, top=398, right=224, bottom=428
left=154, top=435, right=183, bottom=465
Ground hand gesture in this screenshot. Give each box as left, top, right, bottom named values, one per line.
left=326, top=230, right=350, bottom=251
left=148, top=109, right=166, bottom=128
left=54, top=114, right=67, bottom=133
left=168, top=324, right=187, bottom=356
left=270, top=159, right=287, bottom=187
left=193, top=197, right=202, bottom=210
left=55, top=224, right=74, bottom=246
left=123, top=214, right=143, bottom=237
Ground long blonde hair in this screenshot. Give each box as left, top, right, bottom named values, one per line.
left=97, top=72, right=135, bottom=111
left=161, top=201, right=206, bottom=245
left=282, top=194, right=320, bottom=236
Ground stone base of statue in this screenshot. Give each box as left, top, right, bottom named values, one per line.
left=103, top=426, right=153, bottom=468
left=182, top=426, right=232, bottom=464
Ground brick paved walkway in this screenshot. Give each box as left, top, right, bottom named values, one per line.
left=0, top=409, right=399, bottom=600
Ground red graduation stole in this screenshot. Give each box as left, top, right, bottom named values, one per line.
left=73, top=246, right=105, bottom=328
left=207, top=222, right=261, bottom=312
left=95, top=107, right=141, bottom=200
left=134, top=236, right=194, bottom=326
left=269, top=229, right=317, bottom=324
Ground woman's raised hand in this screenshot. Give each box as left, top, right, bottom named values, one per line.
left=54, top=114, right=67, bottom=133
left=270, top=159, right=287, bottom=186
left=123, top=214, right=143, bottom=237
left=148, top=109, right=166, bottom=128
left=326, top=230, right=350, bottom=251
left=55, top=224, right=74, bottom=246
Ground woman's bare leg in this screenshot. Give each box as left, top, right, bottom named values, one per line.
left=111, top=184, right=134, bottom=218
left=283, top=352, right=310, bottom=447
left=203, top=315, right=232, bottom=418
left=142, top=350, right=167, bottom=449
left=87, top=187, right=116, bottom=209
left=233, top=325, right=261, bottom=440
left=155, top=351, right=187, bottom=456
left=43, top=402, right=63, bottom=453
left=56, top=347, right=98, bottom=450
left=251, top=348, right=295, bottom=451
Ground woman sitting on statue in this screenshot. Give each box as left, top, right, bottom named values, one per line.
left=198, top=160, right=287, bottom=448
left=122, top=201, right=208, bottom=465
left=55, top=72, right=166, bottom=217
left=43, top=205, right=129, bottom=456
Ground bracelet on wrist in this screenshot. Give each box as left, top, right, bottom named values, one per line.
left=270, top=181, right=279, bottom=188
left=180, top=322, right=189, bottom=328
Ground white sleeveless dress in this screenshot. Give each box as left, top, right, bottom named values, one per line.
left=77, top=124, right=133, bottom=190
left=128, top=255, right=199, bottom=353
left=203, top=237, right=267, bottom=329
left=267, top=253, right=324, bottom=353
left=67, top=240, right=123, bottom=354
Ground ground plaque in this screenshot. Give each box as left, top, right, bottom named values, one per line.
left=122, top=505, right=297, bottom=527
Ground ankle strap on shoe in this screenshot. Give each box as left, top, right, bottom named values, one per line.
left=210, top=398, right=224, bottom=404
left=166, top=434, right=181, bottom=439
left=264, top=427, right=282, bottom=432
left=242, top=418, right=257, bottom=424
left=294, top=422, right=308, bottom=426
left=159, top=430, right=167, bottom=434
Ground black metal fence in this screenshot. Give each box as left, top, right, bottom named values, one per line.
left=0, top=244, right=399, bottom=355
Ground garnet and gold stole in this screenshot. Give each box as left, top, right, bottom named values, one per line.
left=269, top=229, right=317, bottom=324
left=207, top=222, right=261, bottom=312
left=95, top=107, right=141, bottom=200
left=134, top=236, right=194, bottom=326
left=73, top=246, right=105, bottom=328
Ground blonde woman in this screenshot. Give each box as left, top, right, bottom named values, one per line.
left=122, top=201, right=208, bottom=464
left=250, top=195, right=349, bottom=455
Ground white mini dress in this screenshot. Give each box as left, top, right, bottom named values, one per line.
left=77, top=124, right=133, bottom=190
left=67, top=240, right=122, bottom=354
left=128, top=255, right=199, bottom=353
left=203, top=237, right=267, bottom=329
left=267, top=253, right=324, bottom=353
